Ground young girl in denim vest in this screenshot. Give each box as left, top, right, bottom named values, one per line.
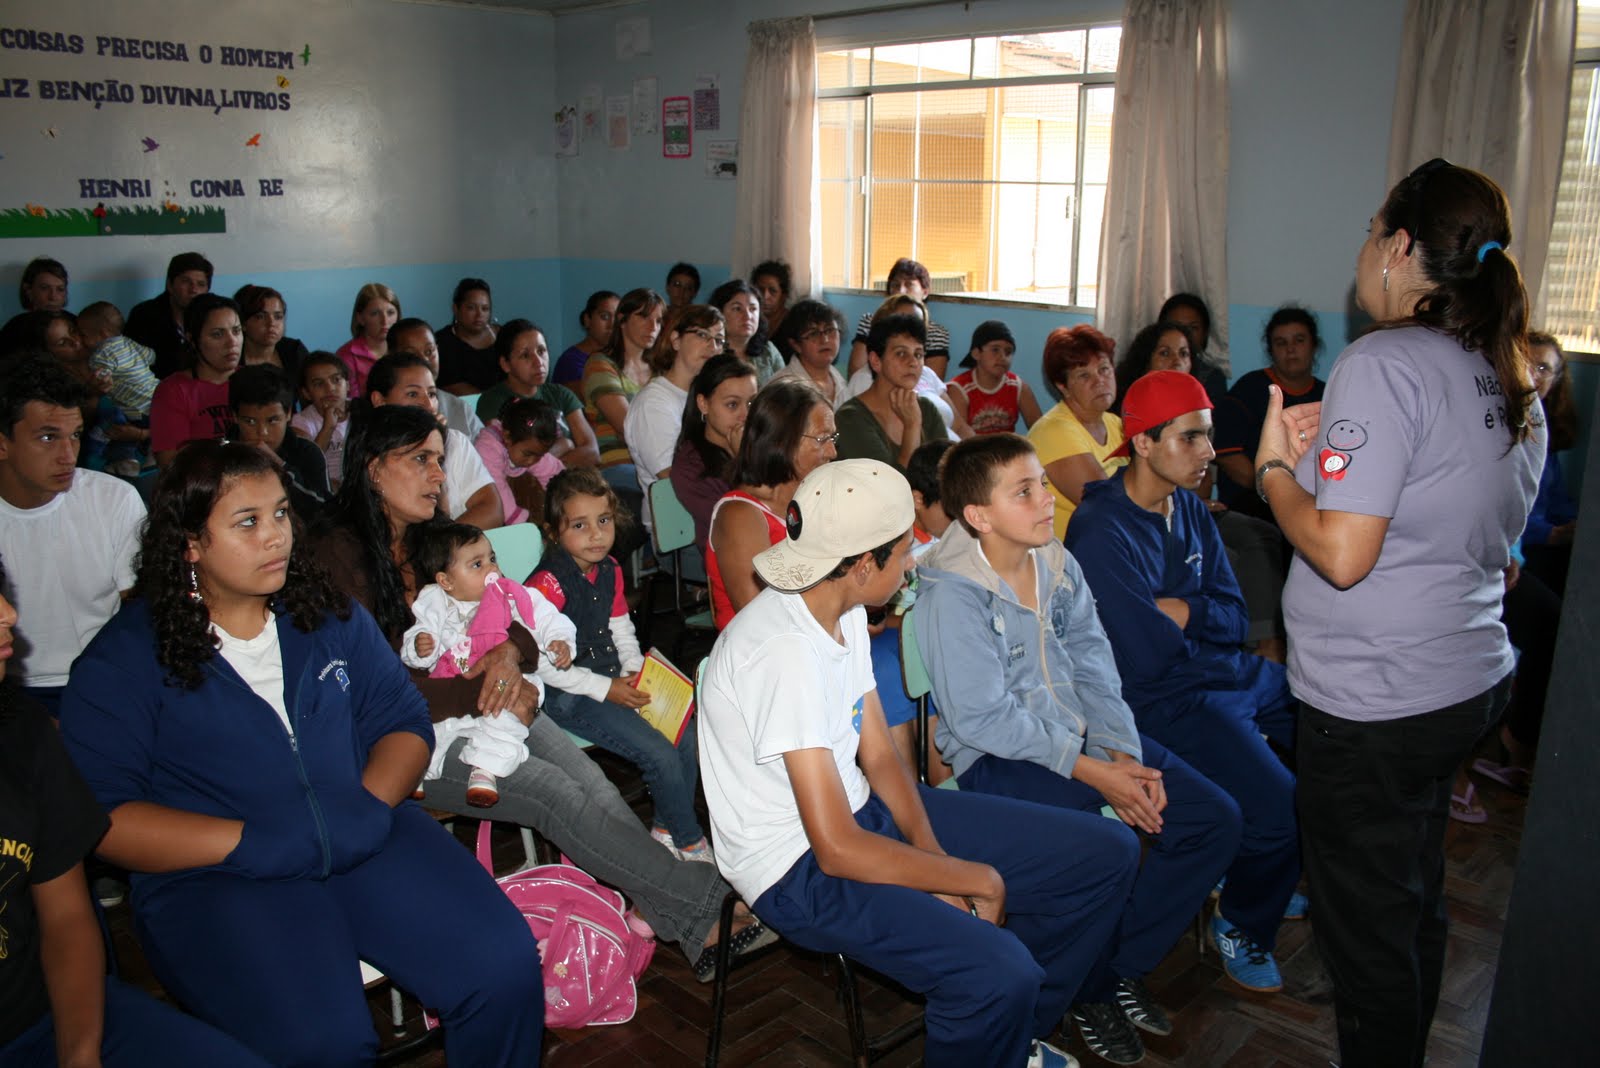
left=528, top=468, right=712, bottom=862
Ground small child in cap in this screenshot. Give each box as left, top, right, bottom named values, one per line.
left=947, top=320, right=1043, bottom=435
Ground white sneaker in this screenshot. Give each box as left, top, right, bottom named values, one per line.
left=1027, top=1039, right=1080, bottom=1068
left=678, top=840, right=716, bottom=864
left=650, top=826, right=683, bottom=859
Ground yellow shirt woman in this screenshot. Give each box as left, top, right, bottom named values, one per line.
left=1029, top=402, right=1127, bottom=539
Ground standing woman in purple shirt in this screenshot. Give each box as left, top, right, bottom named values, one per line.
left=1254, top=160, right=1543, bottom=1068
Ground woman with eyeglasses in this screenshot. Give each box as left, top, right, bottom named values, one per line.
left=769, top=300, right=850, bottom=410
left=706, top=380, right=837, bottom=629
left=1254, top=160, right=1543, bottom=1067
left=1520, top=331, right=1577, bottom=595
left=624, top=304, right=726, bottom=541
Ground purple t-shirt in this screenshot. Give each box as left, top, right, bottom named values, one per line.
left=1283, top=326, right=1543, bottom=721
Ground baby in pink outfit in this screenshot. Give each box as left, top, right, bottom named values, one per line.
left=402, top=524, right=575, bottom=805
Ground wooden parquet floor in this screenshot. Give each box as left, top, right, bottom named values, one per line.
left=106, top=766, right=1524, bottom=1067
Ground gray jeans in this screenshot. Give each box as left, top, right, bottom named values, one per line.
left=426, top=714, right=728, bottom=956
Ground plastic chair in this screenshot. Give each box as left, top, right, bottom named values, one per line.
left=484, top=522, right=544, bottom=585
left=647, top=476, right=716, bottom=659
left=899, top=605, right=956, bottom=790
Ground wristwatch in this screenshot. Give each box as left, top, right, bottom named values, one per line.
left=1255, top=459, right=1292, bottom=502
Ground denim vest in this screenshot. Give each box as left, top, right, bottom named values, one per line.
left=542, top=549, right=623, bottom=677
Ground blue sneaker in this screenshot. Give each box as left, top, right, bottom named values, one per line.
left=1283, top=891, right=1309, bottom=920
left=1027, top=1040, right=1080, bottom=1068
left=1210, top=913, right=1283, bottom=992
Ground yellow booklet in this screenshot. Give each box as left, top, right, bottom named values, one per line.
left=631, top=647, right=695, bottom=745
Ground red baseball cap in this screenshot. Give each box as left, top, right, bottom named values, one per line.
left=1110, top=370, right=1214, bottom=457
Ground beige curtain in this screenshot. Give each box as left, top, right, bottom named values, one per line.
left=1096, top=0, right=1231, bottom=370
left=1387, top=0, right=1576, bottom=315
left=731, top=17, right=821, bottom=299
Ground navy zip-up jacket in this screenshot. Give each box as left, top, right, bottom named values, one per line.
left=1065, top=472, right=1252, bottom=712
left=60, top=597, right=434, bottom=897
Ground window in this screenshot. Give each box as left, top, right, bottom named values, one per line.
left=817, top=26, right=1120, bottom=309
left=1542, top=1, right=1600, bottom=353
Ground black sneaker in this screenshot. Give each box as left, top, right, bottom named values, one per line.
left=93, top=876, right=127, bottom=908
left=1115, top=978, right=1173, bottom=1036
left=1071, top=1000, right=1145, bottom=1065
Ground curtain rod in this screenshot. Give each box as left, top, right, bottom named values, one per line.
left=814, top=0, right=980, bottom=24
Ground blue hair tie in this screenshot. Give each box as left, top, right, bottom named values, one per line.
left=1476, top=241, right=1504, bottom=263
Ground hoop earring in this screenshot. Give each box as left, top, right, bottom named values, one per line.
left=187, top=563, right=204, bottom=605
left=1382, top=266, right=1390, bottom=292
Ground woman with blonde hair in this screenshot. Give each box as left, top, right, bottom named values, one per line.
left=335, top=283, right=400, bottom=398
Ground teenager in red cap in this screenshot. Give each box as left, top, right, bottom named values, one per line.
left=1066, top=371, right=1303, bottom=995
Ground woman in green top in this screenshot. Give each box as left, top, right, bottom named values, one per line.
left=834, top=313, right=948, bottom=472
left=581, top=288, right=662, bottom=468
left=475, top=318, right=600, bottom=469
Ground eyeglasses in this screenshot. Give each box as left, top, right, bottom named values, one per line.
left=799, top=325, right=842, bottom=341
left=802, top=432, right=840, bottom=447
left=684, top=327, right=727, bottom=346
left=1531, top=361, right=1560, bottom=379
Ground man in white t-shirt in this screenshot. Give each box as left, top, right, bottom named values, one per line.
left=0, top=357, right=146, bottom=715
left=699, top=459, right=1135, bottom=1068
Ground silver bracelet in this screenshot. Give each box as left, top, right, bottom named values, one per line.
left=1255, top=458, right=1292, bottom=502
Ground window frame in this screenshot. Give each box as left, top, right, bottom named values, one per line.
left=816, top=26, right=1119, bottom=313
left=1549, top=44, right=1600, bottom=361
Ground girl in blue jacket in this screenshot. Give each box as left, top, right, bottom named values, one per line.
left=58, top=442, right=543, bottom=1068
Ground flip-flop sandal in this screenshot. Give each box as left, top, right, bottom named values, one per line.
left=1472, top=758, right=1531, bottom=793
left=1450, top=783, right=1488, bottom=824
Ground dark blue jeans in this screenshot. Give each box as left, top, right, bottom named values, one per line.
left=132, top=804, right=543, bottom=1068
left=543, top=686, right=705, bottom=846
left=1135, top=655, right=1299, bottom=949
left=0, top=977, right=272, bottom=1067
left=959, top=733, right=1240, bottom=1002
left=753, top=787, right=1138, bottom=1068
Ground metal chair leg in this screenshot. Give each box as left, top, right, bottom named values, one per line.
left=704, top=891, right=740, bottom=1068
left=835, top=953, right=871, bottom=1068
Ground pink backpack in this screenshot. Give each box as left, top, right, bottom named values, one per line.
left=427, top=823, right=657, bottom=1030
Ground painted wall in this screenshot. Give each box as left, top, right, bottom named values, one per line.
left=547, top=0, right=1404, bottom=393
left=0, top=0, right=561, bottom=347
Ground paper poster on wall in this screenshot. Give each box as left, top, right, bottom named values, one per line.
left=605, top=96, right=630, bottom=149
left=0, top=30, right=313, bottom=239
left=693, top=74, right=720, bottom=131
left=705, top=140, right=738, bottom=179
left=616, top=16, right=651, bottom=60
left=580, top=84, right=603, bottom=143
left=554, top=105, right=578, bottom=158
left=662, top=96, right=691, bottom=159
left=631, top=77, right=657, bottom=136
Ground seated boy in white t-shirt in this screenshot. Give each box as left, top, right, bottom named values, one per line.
left=698, top=459, right=1137, bottom=1068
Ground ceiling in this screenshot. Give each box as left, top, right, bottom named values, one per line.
left=394, top=0, right=646, bottom=14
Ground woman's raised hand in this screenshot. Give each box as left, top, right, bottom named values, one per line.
left=1260, top=386, right=1321, bottom=469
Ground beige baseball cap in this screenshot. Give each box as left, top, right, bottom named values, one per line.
left=754, top=459, right=915, bottom=592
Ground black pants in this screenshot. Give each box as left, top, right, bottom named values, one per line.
left=1296, top=676, right=1511, bottom=1068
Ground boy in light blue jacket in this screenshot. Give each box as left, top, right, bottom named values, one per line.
left=915, top=433, right=1240, bottom=1066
